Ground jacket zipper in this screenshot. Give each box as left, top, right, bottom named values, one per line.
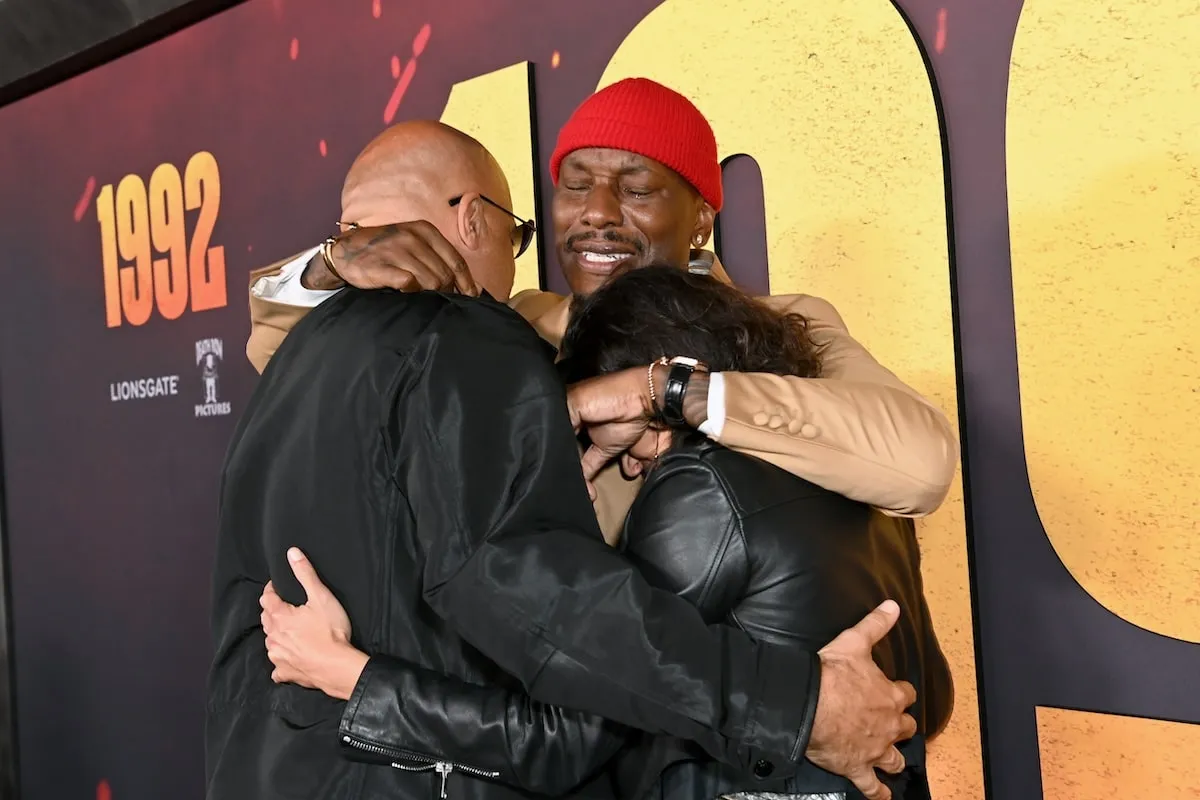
left=342, top=734, right=500, bottom=798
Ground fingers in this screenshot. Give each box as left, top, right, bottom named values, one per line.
left=566, top=370, right=651, bottom=426
left=897, top=711, right=918, bottom=742
left=876, top=745, right=906, bottom=775
left=260, top=582, right=284, bottom=611
left=347, top=221, right=474, bottom=295
left=383, top=234, right=450, bottom=293
left=579, top=444, right=611, bottom=482
left=567, top=400, right=583, bottom=433
left=893, top=679, right=918, bottom=710
left=286, top=547, right=328, bottom=602
left=412, top=221, right=476, bottom=296
left=848, top=768, right=891, bottom=800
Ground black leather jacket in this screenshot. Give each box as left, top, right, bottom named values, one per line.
left=207, top=290, right=820, bottom=800
left=338, top=433, right=953, bottom=799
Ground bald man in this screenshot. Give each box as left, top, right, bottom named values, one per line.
left=263, top=120, right=513, bottom=301
left=207, top=122, right=917, bottom=800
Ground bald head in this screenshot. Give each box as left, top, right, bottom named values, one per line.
left=341, top=120, right=510, bottom=226
left=338, top=120, right=518, bottom=300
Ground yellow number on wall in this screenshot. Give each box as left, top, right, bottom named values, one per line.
left=439, top=62, right=541, bottom=296
left=1009, top=1, right=1200, bottom=643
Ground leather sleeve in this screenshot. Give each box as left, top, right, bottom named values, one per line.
left=620, top=456, right=748, bottom=625
left=245, top=258, right=317, bottom=374
left=718, top=294, right=959, bottom=517
left=392, top=300, right=817, bottom=782
left=340, top=655, right=628, bottom=794
left=620, top=453, right=821, bottom=765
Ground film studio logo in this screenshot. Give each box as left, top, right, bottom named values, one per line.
left=195, top=337, right=232, bottom=418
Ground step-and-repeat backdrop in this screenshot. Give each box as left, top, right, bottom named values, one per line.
left=0, top=0, right=1195, bottom=797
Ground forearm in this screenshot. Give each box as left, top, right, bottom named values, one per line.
left=432, top=538, right=820, bottom=778
left=300, top=247, right=344, bottom=291
left=340, top=655, right=628, bottom=794
left=716, top=373, right=958, bottom=516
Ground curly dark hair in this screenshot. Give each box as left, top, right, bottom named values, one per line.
left=558, top=265, right=823, bottom=386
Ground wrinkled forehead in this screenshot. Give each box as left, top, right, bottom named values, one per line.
left=559, top=147, right=673, bottom=179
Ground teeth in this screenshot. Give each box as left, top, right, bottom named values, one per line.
left=580, top=252, right=626, bottom=262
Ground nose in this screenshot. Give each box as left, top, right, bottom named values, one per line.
left=579, top=183, right=622, bottom=230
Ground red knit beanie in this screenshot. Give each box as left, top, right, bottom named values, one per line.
left=550, top=78, right=723, bottom=211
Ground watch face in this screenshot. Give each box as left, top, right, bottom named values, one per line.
left=669, top=356, right=700, bottom=368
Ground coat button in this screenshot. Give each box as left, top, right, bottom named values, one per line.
left=753, top=758, right=774, bottom=778
left=767, top=415, right=784, bottom=429
left=753, top=412, right=769, bottom=426
left=799, top=423, right=819, bottom=439
left=787, top=419, right=803, bottom=434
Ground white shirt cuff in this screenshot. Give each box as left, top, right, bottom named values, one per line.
left=697, top=372, right=726, bottom=439
left=250, top=246, right=341, bottom=308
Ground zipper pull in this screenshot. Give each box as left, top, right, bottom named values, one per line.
left=435, top=762, right=453, bottom=799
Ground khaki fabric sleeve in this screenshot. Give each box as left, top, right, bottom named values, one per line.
left=508, top=289, right=573, bottom=343
left=717, top=294, right=959, bottom=517
left=245, top=256, right=318, bottom=374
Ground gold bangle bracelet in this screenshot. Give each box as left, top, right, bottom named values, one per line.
left=320, top=236, right=346, bottom=284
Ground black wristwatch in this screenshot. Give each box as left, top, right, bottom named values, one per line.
left=660, top=356, right=708, bottom=427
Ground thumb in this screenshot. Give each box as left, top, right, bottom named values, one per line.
left=286, top=547, right=328, bottom=603
left=824, top=600, right=900, bottom=655
left=851, top=599, right=901, bottom=649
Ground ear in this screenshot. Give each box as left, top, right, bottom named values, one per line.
left=691, top=201, right=717, bottom=249
left=620, top=452, right=645, bottom=478
left=455, top=192, right=487, bottom=252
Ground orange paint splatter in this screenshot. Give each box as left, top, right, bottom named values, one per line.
left=384, top=60, right=418, bottom=123
left=935, top=8, right=948, bottom=54
left=372, top=0, right=381, bottom=18
left=319, top=140, right=328, bottom=157
left=97, top=780, right=112, bottom=800
left=74, top=176, right=96, bottom=222
left=413, top=23, right=431, bottom=57
left=383, top=25, right=432, bottom=124
left=391, top=55, right=401, bottom=79
left=551, top=51, right=561, bottom=68
left=289, top=37, right=299, bottom=60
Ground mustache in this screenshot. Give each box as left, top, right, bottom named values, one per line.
left=565, top=231, right=645, bottom=254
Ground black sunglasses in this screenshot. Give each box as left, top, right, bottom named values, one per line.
left=449, top=195, right=536, bottom=258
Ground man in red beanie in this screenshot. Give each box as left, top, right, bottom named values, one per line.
left=240, top=81, right=957, bottom=798
left=247, top=78, right=956, bottom=534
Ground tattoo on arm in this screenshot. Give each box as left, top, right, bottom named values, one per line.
left=303, top=225, right=404, bottom=291
left=332, top=224, right=402, bottom=266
